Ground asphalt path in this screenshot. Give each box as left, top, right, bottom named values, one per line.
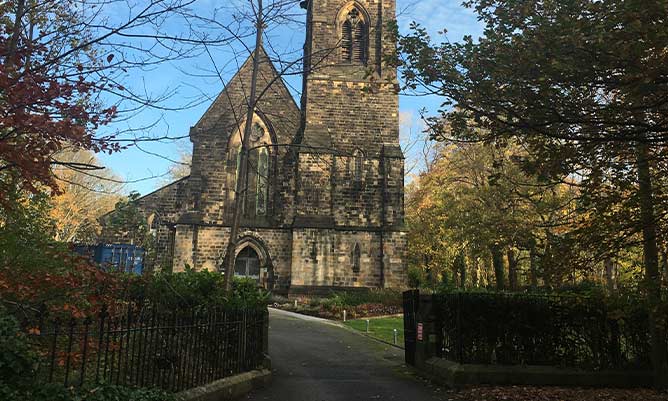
left=243, top=308, right=450, bottom=401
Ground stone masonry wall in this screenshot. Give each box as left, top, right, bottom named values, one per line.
left=291, top=228, right=382, bottom=288
left=295, top=153, right=333, bottom=218
left=306, top=0, right=396, bottom=81
left=172, top=225, right=293, bottom=291
left=289, top=227, right=406, bottom=289
left=100, top=0, right=407, bottom=291
left=289, top=0, right=406, bottom=290
left=188, top=48, right=300, bottom=226
left=383, top=230, right=407, bottom=287
left=303, top=80, right=399, bottom=155
left=99, top=177, right=189, bottom=270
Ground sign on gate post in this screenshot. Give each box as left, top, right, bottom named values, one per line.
left=417, top=323, right=423, bottom=341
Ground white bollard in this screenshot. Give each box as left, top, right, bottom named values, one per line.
left=393, top=329, right=398, bottom=345
left=365, top=319, right=370, bottom=333
left=294, top=299, right=298, bottom=308
left=343, top=310, right=347, bottom=322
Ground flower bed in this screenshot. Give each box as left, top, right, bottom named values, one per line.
left=272, top=289, right=403, bottom=320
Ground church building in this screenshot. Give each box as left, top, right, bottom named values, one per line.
left=107, top=0, right=407, bottom=294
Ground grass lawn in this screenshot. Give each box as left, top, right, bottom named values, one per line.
left=344, top=316, right=404, bottom=347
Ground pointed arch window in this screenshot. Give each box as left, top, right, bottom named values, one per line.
left=353, top=149, right=364, bottom=184
left=352, top=243, right=361, bottom=273
left=235, top=145, right=243, bottom=187
left=310, top=241, right=318, bottom=262
left=256, top=147, right=269, bottom=215
left=341, top=6, right=367, bottom=64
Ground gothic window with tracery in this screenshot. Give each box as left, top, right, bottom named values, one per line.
left=235, top=145, right=243, bottom=187
left=341, top=6, right=367, bottom=64
left=250, top=122, right=264, bottom=142
left=256, top=147, right=269, bottom=215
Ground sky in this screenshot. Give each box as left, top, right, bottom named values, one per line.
left=97, top=0, right=484, bottom=196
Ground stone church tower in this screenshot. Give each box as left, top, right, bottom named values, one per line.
left=102, top=0, right=407, bottom=294
left=292, top=0, right=405, bottom=291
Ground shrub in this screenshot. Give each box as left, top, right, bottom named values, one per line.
left=3, top=263, right=269, bottom=321
left=229, top=276, right=270, bottom=307
left=331, top=289, right=403, bottom=307
left=132, top=269, right=268, bottom=310
left=279, top=289, right=404, bottom=319
left=0, top=189, right=126, bottom=317
left=0, top=307, right=36, bottom=398
left=431, top=290, right=659, bottom=370
left=0, top=306, right=174, bottom=401
left=269, top=293, right=288, bottom=304
left=407, top=266, right=424, bottom=289
left=555, top=280, right=607, bottom=296
left=138, top=268, right=227, bottom=308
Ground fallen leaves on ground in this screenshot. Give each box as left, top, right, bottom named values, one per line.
left=449, top=386, right=668, bottom=401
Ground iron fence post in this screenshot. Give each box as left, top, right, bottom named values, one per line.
left=64, top=317, right=76, bottom=387
left=457, top=292, right=463, bottom=364
left=79, top=317, right=92, bottom=387
left=48, top=318, right=60, bottom=383
left=263, top=308, right=269, bottom=356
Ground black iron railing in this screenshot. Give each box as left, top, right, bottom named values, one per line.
left=20, top=304, right=267, bottom=392
left=403, top=290, right=419, bottom=365
left=430, top=292, right=654, bottom=371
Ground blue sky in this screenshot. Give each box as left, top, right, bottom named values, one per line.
left=98, top=0, right=484, bottom=195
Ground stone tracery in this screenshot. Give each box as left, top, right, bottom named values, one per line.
left=340, top=4, right=368, bottom=64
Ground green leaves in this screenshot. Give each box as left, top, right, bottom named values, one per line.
left=0, top=308, right=176, bottom=401
left=0, top=309, right=36, bottom=389
left=141, top=270, right=268, bottom=310
left=407, top=140, right=580, bottom=288
left=401, top=0, right=668, bottom=291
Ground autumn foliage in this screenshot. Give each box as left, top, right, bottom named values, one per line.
left=0, top=1, right=119, bottom=201
left=0, top=253, right=126, bottom=317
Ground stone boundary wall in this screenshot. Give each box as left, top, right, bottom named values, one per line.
left=422, top=357, right=652, bottom=388
left=177, top=362, right=271, bottom=401
left=405, top=291, right=655, bottom=388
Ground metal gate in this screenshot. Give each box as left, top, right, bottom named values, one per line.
left=402, top=289, right=419, bottom=365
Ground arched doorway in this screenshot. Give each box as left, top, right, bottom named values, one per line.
left=234, top=246, right=261, bottom=281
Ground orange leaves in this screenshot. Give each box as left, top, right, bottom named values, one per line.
left=49, top=149, right=121, bottom=243
left=0, top=250, right=126, bottom=317
left=0, top=24, right=120, bottom=200
left=60, top=304, right=86, bottom=319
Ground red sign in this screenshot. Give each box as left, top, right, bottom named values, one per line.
left=417, top=323, right=423, bottom=341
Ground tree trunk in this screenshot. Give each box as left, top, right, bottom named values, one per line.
left=491, top=245, right=505, bottom=290
left=7, top=0, right=26, bottom=61
left=484, top=252, right=493, bottom=288
left=543, top=232, right=554, bottom=289
left=507, top=248, right=518, bottom=291
left=222, top=0, right=264, bottom=292
left=636, top=143, right=668, bottom=388
left=459, top=251, right=467, bottom=288
left=471, top=253, right=479, bottom=288
left=529, top=242, right=538, bottom=290
left=604, top=257, right=615, bottom=291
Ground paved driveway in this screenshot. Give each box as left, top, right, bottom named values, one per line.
left=244, top=308, right=449, bottom=401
